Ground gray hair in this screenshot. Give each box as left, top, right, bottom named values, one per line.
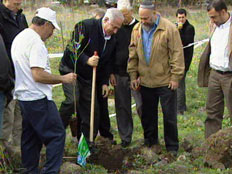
left=103, top=8, right=124, bottom=23
left=91, top=8, right=105, bottom=18
left=117, top=0, right=132, bottom=10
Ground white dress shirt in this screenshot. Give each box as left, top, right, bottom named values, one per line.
left=210, top=15, right=232, bottom=71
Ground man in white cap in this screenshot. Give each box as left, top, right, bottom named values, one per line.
left=11, top=7, right=77, bottom=173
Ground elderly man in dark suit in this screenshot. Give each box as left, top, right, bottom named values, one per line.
left=61, top=8, right=124, bottom=145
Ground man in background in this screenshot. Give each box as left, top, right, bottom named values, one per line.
left=176, top=8, right=195, bottom=115
left=0, top=34, right=14, bottom=148
left=0, top=0, right=28, bottom=149
left=110, top=0, right=142, bottom=148
left=91, top=8, right=105, bottom=19
left=198, top=0, right=232, bottom=138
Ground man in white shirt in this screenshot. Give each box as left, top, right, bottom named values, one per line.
left=11, top=7, right=76, bottom=174
left=198, top=0, right=232, bottom=138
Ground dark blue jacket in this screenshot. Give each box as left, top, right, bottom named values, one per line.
left=0, top=3, right=28, bottom=72
left=0, top=34, right=14, bottom=103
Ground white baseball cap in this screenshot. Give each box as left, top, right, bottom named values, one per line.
left=35, top=7, right=60, bottom=30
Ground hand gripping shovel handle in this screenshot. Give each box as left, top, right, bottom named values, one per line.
left=90, top=51, right=97, bottom=142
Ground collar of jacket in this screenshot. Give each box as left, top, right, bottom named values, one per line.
left=98, top=18, right=105, bottom=38
left=182, top=19, right=190, bottom=29
left=227, top=13, right=232, bottom=56
left=0, top=3, right=23, bottom=27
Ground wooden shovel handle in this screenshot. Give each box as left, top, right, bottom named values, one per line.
left=90, top=51, right=98, bottom=142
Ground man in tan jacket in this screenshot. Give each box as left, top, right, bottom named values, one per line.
left=127, top=1, right=184, bottom=155
left=198, top=0, right=232, bottom=138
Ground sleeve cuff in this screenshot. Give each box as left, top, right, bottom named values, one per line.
left=129, top=72, right=138, bottom=81
left=171, top=75, right=183, bottom=82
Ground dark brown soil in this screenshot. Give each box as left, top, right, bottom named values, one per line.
left=88, top=145, right=127, bottom=172
left=87, top=137, right=139, bottom=173
left=62, top=137, right=178, bottom=173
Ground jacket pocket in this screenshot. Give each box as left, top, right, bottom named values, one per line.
left=152, top=63, right=164, bottom=76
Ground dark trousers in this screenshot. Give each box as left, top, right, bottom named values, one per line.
left=177, top=72, right=187, bottom=113
left=0, top=91, right=5, bottom=139
left=59, top=82, right=81, bottom=139
left=77, top=78, right=113, bottom=142
left=140, top=86, right=179, bottom=151
left=19, top=98, right=65, bottom=174
left=114, top=75, right=133, bottom=143
left=205, top=70, right=232, bottom=138
left=97, top=87, right=113, bottom=140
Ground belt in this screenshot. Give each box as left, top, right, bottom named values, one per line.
left=215, top=70, right=232, bottom=74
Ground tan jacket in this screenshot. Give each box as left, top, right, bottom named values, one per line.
left=127, top=17, right=185, bottom=88
left=198, top=18, right=232, bottom=87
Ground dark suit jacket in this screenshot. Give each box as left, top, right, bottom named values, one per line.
left=60, top=18, right=116, bottom=86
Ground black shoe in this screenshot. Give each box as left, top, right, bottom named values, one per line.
left=88, top=142, right=99, bottom=154
left=121, top=141, right=130, bottom=148
left=168, top=150, right=178, bottom=157
left=144, top=139, right=157, bottom=147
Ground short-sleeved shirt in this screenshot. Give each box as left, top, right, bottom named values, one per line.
left=11, top=28, right=52, bottom=101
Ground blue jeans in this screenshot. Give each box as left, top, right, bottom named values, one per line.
left=0, top=92, right=5, bottom=138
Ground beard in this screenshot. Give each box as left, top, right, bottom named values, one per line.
left=142, top=23, right=153, bottom=31
left=141, top=16, right=156, bottom=32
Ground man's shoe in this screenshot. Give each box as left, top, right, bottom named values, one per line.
left=121, top=141, right=130, bottom=148
left=144, top=139, right=156, bottom=148
left=88, top=142, right=99, bottom=154
left=151, top=144, right=162, bottom=154
left=168, top=150, right=178, bottom=157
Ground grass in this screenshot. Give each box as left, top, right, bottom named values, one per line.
left=1, top=3, right=232, bottom=174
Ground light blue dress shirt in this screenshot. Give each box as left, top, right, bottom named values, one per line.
left=142, top=15, right=160, bottom=64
